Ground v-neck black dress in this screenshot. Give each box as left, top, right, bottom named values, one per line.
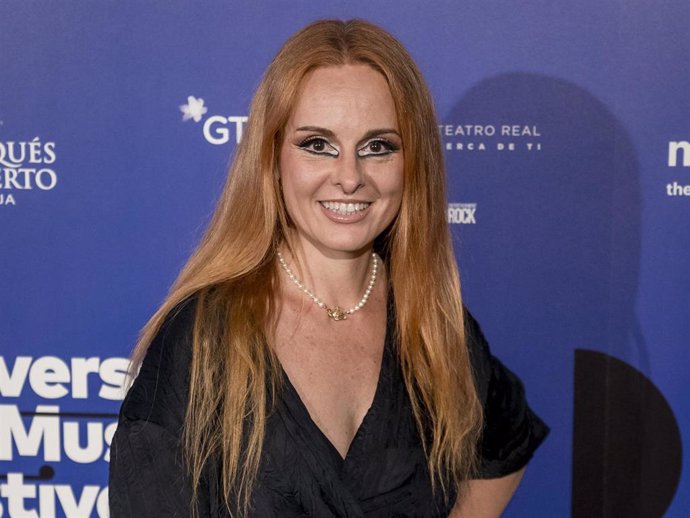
left=109, top=296, right=548, bottom=517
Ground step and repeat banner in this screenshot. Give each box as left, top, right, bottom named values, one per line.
left=1, top=2, right=688, bottom=517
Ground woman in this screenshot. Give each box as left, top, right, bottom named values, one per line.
left=109, top=19, right=548, bottom=517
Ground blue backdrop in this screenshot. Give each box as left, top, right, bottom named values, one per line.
left=1, top=1, right=688, bottom=517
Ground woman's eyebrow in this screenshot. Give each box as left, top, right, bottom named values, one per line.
left=361, top=128, right=401, bottom=140
left=295, top=126, right=336, bottom=138
left=294, top=126, right=400, bottom=140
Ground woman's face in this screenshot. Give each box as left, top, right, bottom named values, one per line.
left=279, top=64, right=404, bottom=258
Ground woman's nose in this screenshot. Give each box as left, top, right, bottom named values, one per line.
left=332, top=153, right=364, bottom=194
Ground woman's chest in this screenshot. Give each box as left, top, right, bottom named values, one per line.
left=247, top=365, right=454, bottom=518
left=273, top=310, right=387, bottom=458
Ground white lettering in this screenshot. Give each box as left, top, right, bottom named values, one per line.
left=0, top=405, right=61, bottom=461
left=39, top=485, right=55, bottom=518
left=0, top=143, right=18, bottom=168
left=447, top=204, right=477, bottom=225
left=43, top=142, right=57, bottom=164
left=103, top=422, right=118, bottom=461
left=4, top=168, right=23, bottom=189
left=666, top=181, right=690, bottom=196
left=203, top=115, right=230, bottom=145
left=55, top=484, right=100, bottom=518
left=28, top=138, right=42, bottom=163
left=668, top=141, right=690, bottom=167
left=0, top=168, right=58, bottom=191
left=70, top=358, right=100, bottom=399
left=0, top=193, right=16, bottom=205
left=96, top=488, right=109, bottom=518
left=0, top=474, right=109, bottom=518
left=5, top=142, right=26, bottom=165
left=500, top=125, right=540, bottom=137
left=439, top=124, right=495, bottom=137
left=63, top=421, right=104, bottom=463
left=0, top=139, right=57, bottom=168
left=0, top=357, right=32, bottom=397
left=0, top=473, right=37, bottom=518
left=0, top=356, right=128, bottom=400
left=202, top=115, right=249, bottom=145
left=0, top=405, right=117, bottom=463
left=227, top=116, right=248, bottom=143
left=98, top=358, right=130, bottom=400
left=29, top=357, right=70, bottom=399
left=34, top=169, right=57, bottom=190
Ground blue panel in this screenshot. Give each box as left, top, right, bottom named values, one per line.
left=1, top=1, right=687, bottom=516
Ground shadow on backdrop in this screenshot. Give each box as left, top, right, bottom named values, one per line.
left=443, top=73, right=681, bottom=517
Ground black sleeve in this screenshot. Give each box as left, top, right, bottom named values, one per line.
left=109, top=296, right=214, bottom=517
left=464, top=309, right=550, bottom=478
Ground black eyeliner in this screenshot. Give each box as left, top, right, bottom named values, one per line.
left=359, top=138, right=400, bottom=155
left=295, top=136, right=339, bottom=156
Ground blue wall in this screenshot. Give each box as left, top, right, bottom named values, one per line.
left=1, top=2, right=688, bottom=516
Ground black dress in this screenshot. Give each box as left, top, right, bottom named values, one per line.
left=109, top=296, right=548, bottom=517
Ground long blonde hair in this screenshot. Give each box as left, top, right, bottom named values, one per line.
left=131, top=19, right=482, bottom=516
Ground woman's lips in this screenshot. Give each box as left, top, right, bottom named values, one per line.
left=319, top=201, right=371, bottom=222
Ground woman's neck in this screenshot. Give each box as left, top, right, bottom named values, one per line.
left=278, top=239, right=377, bottom=311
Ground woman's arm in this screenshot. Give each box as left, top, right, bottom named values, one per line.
left=109, top=419, right=205, bottom=517
left=449, top=468, right=526, bottom=518
left=109, top=297, right=206, bottom=517
left=457, top=309, right=549, bottom=518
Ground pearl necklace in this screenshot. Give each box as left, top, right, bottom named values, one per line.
left=276, top=250, right=379, bottom=321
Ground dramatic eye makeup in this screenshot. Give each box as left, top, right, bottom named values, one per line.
left=296, top=136, right=339, bottom=157
left=357, top=138, right=400, bottom=157
left=292, top=126, right=402, bottom=159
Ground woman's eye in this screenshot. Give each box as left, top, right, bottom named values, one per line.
left=297, top=138, right=338, bottom=156
left=358, top=139, right=397, bottom=157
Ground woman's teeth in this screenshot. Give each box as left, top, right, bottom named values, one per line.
left=320, top=201, right=370, bottom=215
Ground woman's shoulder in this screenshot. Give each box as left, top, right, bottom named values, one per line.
left=462, top=306, right=550, bottom=477
left=118, top=294, right=200, bottom=429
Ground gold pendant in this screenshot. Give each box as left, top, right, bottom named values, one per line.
left=327, top=306, right=348, bottom=321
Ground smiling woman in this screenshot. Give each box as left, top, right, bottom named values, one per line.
left=109, top=19, right=548, bottom=518
left=279, top=65, right=404, bottom=257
